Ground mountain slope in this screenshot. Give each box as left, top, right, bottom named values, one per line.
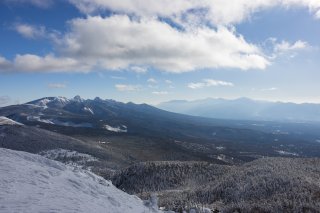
left=2, top=96, right=320, bottom=165
left=0, top=116, right=23, bottom=125
left=158, top=97, right=320, bottom=122
left=0, top=148, right=159, bottom=213
left=113, top=158, right=320, bottom=212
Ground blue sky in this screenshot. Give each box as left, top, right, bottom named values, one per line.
left=0, top=0, right=320, bottom=106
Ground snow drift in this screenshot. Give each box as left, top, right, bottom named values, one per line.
left=0, top=148, right=159, bottom=213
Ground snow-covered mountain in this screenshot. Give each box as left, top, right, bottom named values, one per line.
left=0, top=148, right=159, bottom=213
left=0, top=116, right=23, bottom=125
left=158, top=97, right=320, bottom=122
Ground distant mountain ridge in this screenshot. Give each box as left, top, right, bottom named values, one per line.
left=2, top=96, right=320, bottom=166
left=158, top=97, right=320, bottom=122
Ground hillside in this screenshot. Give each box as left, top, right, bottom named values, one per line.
left=1, top=97, right=320, bottom=212
left=2, top=96, right=320, bottom=166
left=0, top=148, right=160, bottom=213
left=113, top=158, right=320, bottom=212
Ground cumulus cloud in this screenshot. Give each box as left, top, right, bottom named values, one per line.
left=58, top=15, right=268, bottom=72
left=47, top=83, right=67, bottom=89
left=68, top=0, right=320, bottom=25
left=115, top=84, right=141, bottom=91
left=3, top=1, right=318, bottom=74
left=2, top=15, right=269, bottom=73
left=188, top=79, right=234, bottom=89
left=152, top=91, right=168, bottom=95
left=13, top=54, right=89, bottom=72
left=14, top=24, right=46, bottom=39
left=0, top=54, right=90, bottom=73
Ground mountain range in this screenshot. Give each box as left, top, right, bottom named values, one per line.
left=2, top=96, right=320, bottom=166
left=1, top=96, right=320, bottom=212
left=158, top=97, right=320, bottom=122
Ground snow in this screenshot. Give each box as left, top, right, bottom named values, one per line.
left=52, top=120, right=93, bottom=128
left=52, top=96, right=70, bottom=107
left=40, top=149, right=97, bottom=161
left=104, top=124, right=127, bottom=133
left=98, top=141, right=110, bottom=144
left=23, top=103, right=44, bottom=109
left=276, top=150, right=299, bottom=156
left=83, top=107, right=94, bottom=114
left=31, top=97, right=70, bottom=109
left=39, top=149, right=98, bottom=169
left=36, top=98, right=51, bottom=108
left=0, top=116, right=23, bottom=126
left=0, top=148, right=160, bottom=213
left=26, top=116, right=93, bottom=128
left=27, top=116, right=55, bottom=124
left=216, top=146, right=225, bottom=150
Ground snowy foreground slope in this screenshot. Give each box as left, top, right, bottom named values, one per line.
left=0, top=148, right=159, bottom=213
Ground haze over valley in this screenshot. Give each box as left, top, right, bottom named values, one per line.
left=1, top=0, right=320, bottom=212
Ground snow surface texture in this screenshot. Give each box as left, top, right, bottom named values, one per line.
left=0, top=148, right=160, bottom=213
left=0, top=116, right=23, bottom=126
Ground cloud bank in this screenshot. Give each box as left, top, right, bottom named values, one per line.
left=69, top=0, right=320, bottom=25
left=1, top=15, right=269, bottom=73
left=1, top=0, right=318, bottom=73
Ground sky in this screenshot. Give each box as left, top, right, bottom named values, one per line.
left=0, top=0, right=320, bottom=106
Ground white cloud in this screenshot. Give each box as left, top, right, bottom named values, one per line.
left=48, top=83, right=67, bottom=89
left=56, top=15, right=268, bottom=72
left=165, top=80, right=172, bottom=84
left=147, top=78, right=157, bottom=83
left=152, top=91, right=168, bottom=95
left=188, top=79, right=234, bottom=89
left=316, top=10, right=320, bottom=19
left=69, top=0, right=320, bottom=25
left=115, top=84, right=141, bottom=91
left=13, top=54, right=89, bottom=72
left=5, top=15, right=268, bottom=73
left=130, top=66, right=147, bottom=73
left=274, top=40, right=308, bottom=53
left=14, top=24, right=46, bottom=39
left=4, top=1, right=318, bottom=73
